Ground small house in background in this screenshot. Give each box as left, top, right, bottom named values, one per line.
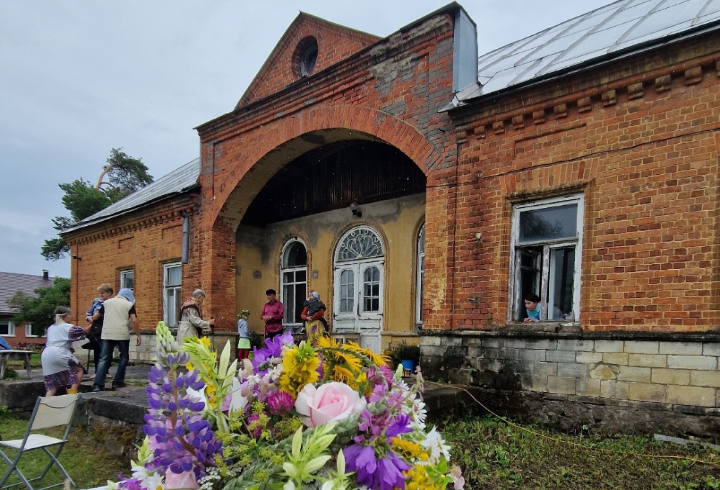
left=0, top=270, right=52, bottom=347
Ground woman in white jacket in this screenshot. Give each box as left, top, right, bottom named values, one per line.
left=41, top=306, right=91, bottom=396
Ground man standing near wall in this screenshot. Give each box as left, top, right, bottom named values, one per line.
left=261, top=288, right=284, bottom=340
left=91, top=288, right=140, bottom=392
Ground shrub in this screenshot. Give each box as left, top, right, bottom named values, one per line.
left=391, top=341, right=421, bottom=362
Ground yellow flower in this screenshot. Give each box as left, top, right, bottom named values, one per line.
left=404, top=465, right=440, bottom=490
left=200, top=337, right=211, bottom=348
left=391, top=437, right=429, bottom=462
left=343, top=341, right=390, bottom=367
left=205, top=384, right=217, bottom=408
left=185, top=361, right=194, bottom=371
left=279, top=344, right=320, bottom=397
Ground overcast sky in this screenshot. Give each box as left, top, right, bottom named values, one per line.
left=0, top=0, right=612, bottom=279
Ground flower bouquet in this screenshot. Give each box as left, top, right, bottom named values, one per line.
left=110, top=322, right=464, bottom=490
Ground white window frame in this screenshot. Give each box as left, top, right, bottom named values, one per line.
left=25, top=323, right=40, bottom=338
left=119, top=269, right=134, bottom=291
left=280, top=238, right=308, bottom=326
left=509, top=193, right=584, bottom=323
left=416, top=223, right=425, bottom=326
left=163, top=262, right=182, bottom=327
left=0, top=321, right=15, bottom=337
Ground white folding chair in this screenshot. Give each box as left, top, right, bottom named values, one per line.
left=0, top=394, right=79, bottom=490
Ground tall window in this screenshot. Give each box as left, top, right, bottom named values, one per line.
left=280, top=239, right=307, bottom=325
left=339, top=269, right=354, bottom=313
left=163, top=263, right=182, bottom=327
left=0, top=321, right=15, bottom=337
left=120, top=269, right=134, bottom=291
left=510, top=194, right=583, bottom=322
left=416, top=223, right=425, bottom=326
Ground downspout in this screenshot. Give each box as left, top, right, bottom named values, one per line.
left=179, top=210, right=189, bottom=264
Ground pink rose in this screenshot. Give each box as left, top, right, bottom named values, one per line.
left=165, top=470, right=198, bottom=490
left=294, top=382, right=366, bottom=428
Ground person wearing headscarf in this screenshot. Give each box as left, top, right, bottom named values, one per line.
left=91, top=288, right=140, bottom=392
left=301, top=290, right=328, bottom=345
left=177, top=289, right=215, bottom=343
left=41, top=306, right=92, bottom=396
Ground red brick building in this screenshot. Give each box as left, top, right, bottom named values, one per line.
left=65, top=1, right=720, bottom=434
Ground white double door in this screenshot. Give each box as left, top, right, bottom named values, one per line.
left=333, top=259, right=384, bottom=352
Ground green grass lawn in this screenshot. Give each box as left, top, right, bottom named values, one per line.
left=0, top=411, right=128, bottom=489
left=441, top=416, right=720, bottom=489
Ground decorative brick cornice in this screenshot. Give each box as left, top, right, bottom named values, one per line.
left=453, top=57, right=719, bottom=141
left=65, top=203, right=197, bottom=246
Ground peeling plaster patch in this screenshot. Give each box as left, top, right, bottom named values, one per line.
left=370, top=53, right=419, bottom=84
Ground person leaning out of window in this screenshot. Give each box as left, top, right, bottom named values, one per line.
left=523, top=293, right=541, bottom=322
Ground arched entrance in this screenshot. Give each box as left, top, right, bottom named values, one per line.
left=230, top=136, right=425, bottom=351
left=333, top=226, right=385, bottom=351
left=199, top=105, right=452, bottom=340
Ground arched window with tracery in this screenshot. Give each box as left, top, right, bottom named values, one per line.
left=280, top=238, right=307, bottom=325
left=333, top=226, right=385, bottom=352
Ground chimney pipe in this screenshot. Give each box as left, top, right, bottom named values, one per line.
left=42, top=270, right=49, bottom=281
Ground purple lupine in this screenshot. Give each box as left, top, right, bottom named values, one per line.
left=142, top=363, right=223, bottom=481
left=251, top=332, right=294, bottom=369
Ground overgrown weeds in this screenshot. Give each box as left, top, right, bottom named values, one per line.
left=441, top=415, right=720, bottom=489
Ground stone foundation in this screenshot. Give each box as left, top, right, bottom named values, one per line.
left=420, top=330, right=720, bottom=437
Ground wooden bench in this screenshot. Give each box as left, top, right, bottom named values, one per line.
left=0, top=350, right=33, bottom=380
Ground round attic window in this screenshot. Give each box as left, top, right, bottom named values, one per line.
left=293, top=36, right=318, bottom=78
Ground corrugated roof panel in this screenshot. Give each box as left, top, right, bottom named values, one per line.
left=64, top=157, right=201, bottom=233
left=466, top=0, right=720, bottom=102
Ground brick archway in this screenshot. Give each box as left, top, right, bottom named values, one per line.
left=198, top=103, right=452, bottom=332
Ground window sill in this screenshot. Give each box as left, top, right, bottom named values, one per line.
left=506, top=322, right=581, bottom=334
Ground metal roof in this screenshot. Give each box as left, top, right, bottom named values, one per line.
left=0, top=272, right=54, bottom=315
left=64, top=158, right=201, bottom=234
left=458, top=0, right=720, bottom=104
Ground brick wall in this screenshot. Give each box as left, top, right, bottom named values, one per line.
left=0, top=316, right=45, bottom=348
left=448, top=31, right=720, bottom=333
left=239, top=13, right=379, bottom=106
left=64, top=197, right=199, bottom=330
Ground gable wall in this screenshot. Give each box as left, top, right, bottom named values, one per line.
left=196, top=12, right=459, bottom=333
left=240, top=17, right=379, bottom=106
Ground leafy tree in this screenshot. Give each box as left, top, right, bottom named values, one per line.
left=42, top=148, right=153, bottom=260
left=9, top=277, right=71, bottom=335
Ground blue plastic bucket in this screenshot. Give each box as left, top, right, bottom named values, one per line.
left=401, top=359, right=417, bottom=375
